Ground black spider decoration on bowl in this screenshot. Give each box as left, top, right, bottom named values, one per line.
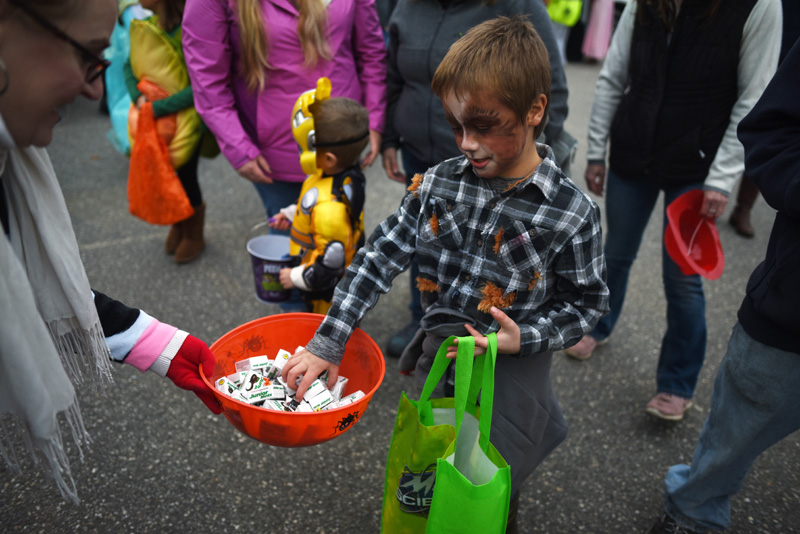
left=332, top=410, right=360, bottom=435
left=239, top=334, right=266, bottom=356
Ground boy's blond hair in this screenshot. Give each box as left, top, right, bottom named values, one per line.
left=431, top=15, right=551, bottom=139
left=311, top=98, right=370, bottom=169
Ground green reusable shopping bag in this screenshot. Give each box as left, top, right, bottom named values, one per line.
left=379, top=334, right=510, bottom=533
left=547, top=0, right=583, bottom=27
left=425, top=335, right=510, bottom=534
left=380, top=339, right=457, bottom=533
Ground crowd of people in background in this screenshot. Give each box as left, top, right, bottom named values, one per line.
left=1, top=0, right=798, bottom=532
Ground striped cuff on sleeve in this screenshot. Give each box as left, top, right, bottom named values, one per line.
left=148, top=329, right=189, bottom=377
left=290, top=265, right=310, bottom=291
left=124, top=318, right=178, bottom=373
left=106, top=311, right=154, bottom=362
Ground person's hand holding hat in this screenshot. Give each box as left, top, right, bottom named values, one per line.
left=700, top=189, right=728, bottom=219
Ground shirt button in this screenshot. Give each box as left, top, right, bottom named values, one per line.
left=529, top=229, right=537, bottom=237
left=488, top=202, right=497, bottom=209
left=464, top=274, right=472, bottom=281
left=446, top=204, right=453, bottom=211
left=477, top=239, right=483, bottom=247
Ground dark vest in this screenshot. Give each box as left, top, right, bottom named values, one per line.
left=609, top=0, right=758, bottom=185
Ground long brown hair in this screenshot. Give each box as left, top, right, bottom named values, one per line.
left=160, top=0, right=185, bottom=32
left=636, top=0, right=724, bottom=30
left=235, top=0, right=331, bottom=92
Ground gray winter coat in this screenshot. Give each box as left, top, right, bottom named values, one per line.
left=383, top=0, right=572, bottom=168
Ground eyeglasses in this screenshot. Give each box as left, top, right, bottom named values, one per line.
left=10, top=0, right=110, bottom=84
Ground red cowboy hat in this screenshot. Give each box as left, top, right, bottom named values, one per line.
left=664, top=189, right=725, bottom=280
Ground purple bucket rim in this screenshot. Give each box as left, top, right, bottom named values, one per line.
left=246, top=234, right=291, bottom=262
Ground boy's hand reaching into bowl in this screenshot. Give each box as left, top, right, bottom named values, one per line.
left=282, top=348, right=340, bottom=401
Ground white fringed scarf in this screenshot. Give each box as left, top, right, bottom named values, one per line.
left=0, top=125, right=114, bottom=504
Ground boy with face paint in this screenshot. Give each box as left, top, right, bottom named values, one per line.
left=282, top=16, right=609, bottom=529
left=269, top=90, right=370, bottom=315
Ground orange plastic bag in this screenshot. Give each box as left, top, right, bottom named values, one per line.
left=127, top=101, right=193, bottom=225
left=128, top=79, right=177, bottom=159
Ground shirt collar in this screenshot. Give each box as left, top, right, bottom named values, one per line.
left=527, top=143, right=562, bottom=202
left=454, top=143, right=562, bottom=202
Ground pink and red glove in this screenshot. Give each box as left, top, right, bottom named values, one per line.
left=167, top=334, right=222, bottom=414
left=119, top=313, right=222, bottom=414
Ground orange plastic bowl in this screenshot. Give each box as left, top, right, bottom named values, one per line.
left=202, top=313, right=385, bottom=447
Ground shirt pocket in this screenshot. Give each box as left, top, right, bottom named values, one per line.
left=418, top=198, right=469, bottom=251
left=496, top=221, right=551, bottom=293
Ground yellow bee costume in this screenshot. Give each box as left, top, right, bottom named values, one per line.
left=287, top=79, right=366, bottom=314
left=127, top=16, right=202, bottom=168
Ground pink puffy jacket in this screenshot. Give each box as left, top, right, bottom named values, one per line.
left=183, top=0, right=387, bottom=182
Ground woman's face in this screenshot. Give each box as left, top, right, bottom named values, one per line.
left=0, top=0, right=116, bottom=147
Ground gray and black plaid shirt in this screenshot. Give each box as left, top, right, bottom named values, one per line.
left=307, top=145, right=609, bottom=364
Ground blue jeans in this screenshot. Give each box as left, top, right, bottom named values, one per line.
left=252, top=180, right=304, bottom=237
left=253, top=179, right=306, bottom=309
left=664, top=322, right=800, bottom=532
left=590, top=170, right=706, bottom=399
left=401, top=148, right=434, bottom=323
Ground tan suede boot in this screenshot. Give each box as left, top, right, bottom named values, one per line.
left=729, top=175, right=759, bottom=238
left=165, top=223, right=183, bottom=255
left=174, top=203, right=205, bottom=263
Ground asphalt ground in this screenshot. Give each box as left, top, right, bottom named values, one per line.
left=2, top=61, right=799, bottom=534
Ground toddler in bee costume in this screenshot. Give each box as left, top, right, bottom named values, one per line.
left=269, top=78, right=369, bottom=314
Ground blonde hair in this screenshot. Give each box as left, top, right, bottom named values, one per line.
left=431, top=15, right=551, bottom=139
left=236, top=0, right=331, bottom=92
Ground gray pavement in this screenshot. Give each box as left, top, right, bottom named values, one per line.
left=2, top=61, right=798, bottom=534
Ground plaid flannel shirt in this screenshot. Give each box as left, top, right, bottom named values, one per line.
left=306, top=145, right=609, bottom=365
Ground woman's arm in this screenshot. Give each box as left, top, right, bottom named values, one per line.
left=585, top=0, right=635, bottom=164
left=381, top=6, right=406, bottom=182
left=381, top=8, right=402, bottom=153
left=182, top=0, right=262, bottom=170
left=93, top=291, right=221, bottom=413
left=351, top=0, right=388, bottom=135
left=351, top=0, right=387, bottom=165
left=582, top=0, right=635, bottom=195
left=702, top=0, right=782, bottom=196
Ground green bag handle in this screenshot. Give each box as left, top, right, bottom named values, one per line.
left=453, top=333, right=497, bottom=453
left=417, top=335, right=476, bottom=427
left=419, top=335, right=463, bottom=407
left=418, top=334, right=497, bottom=451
